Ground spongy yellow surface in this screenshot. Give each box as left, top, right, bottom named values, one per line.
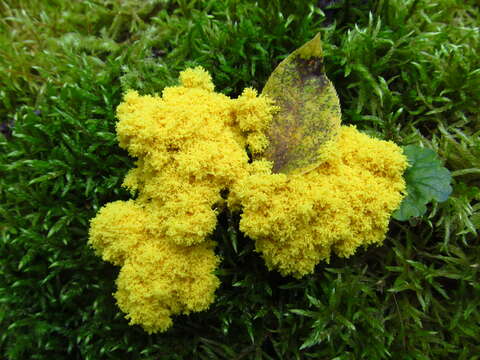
left=88, top=66, right=407, bottom=333
left=230, top=126, right=408, bottom=278
left=115, top=239, right=220, bottom=333
left=88, top=67, right=275, bottom=333
left=115, top=68, right=274, bottom=246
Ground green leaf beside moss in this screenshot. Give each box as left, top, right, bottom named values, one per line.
left=394, top=145, right=453, bottom=221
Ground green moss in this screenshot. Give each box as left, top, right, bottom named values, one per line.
left=1, top=0, right=479, bottom=359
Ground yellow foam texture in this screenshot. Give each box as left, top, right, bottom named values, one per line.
left=88, top=66, right=407, bottom=332
left=230, top=126, right=408, bottom=278
left=88, top=67, right=275, bottom=333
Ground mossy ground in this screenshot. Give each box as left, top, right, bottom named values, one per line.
left=1, top=0, right=479, bottom=359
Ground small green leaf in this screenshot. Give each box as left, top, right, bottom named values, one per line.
left=300, top=327, right=322, bottom=350
left=336, top=314, right=356, bottom=331
left=47, top=217, right=68, bottom=238
left=393, top=145, right=452, bottom=221
left=261, top=34, right=342, bottom=174
left=290, top=309, right=316, bottom=317
left=28, top=171, right=64, bottom=185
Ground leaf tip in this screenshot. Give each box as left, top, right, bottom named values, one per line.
left=297, top=33, right=323, bottom=60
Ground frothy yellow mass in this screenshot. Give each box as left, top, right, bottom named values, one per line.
left=230, top=126, right=407, bottom=278
left=115, top=69, right=273, bottom=246
left=88, top=67, right=275, bottom=333
left=88, top=66, right=407, bottom=333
